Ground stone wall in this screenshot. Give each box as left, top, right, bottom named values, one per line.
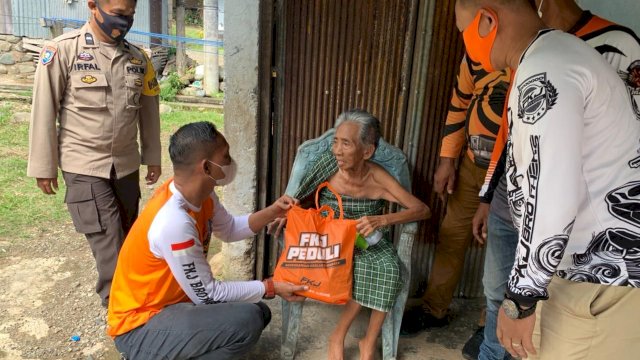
left=0, top=35, right=37, bottom=80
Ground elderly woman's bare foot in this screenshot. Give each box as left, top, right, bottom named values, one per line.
left=358, top=337, right=376, bottom=360
left=328, top=333, right=344, bottom=360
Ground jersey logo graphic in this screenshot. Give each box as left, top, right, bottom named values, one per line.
left=517, top=73, right=558, bottom=125
left=619, top=60, right=640, bottom=121
left=171, top=239, right=198, bottom=257
left=606, top=181, right=640, bottom=228
left=129, top=57, right=143, bottom=65
left=84, top=33, right=95, bottom=46
left=558, top=180, right=640, bottom=287
left=625, top=60, right=640, bottom=90
left=40, top=46, right=56, bottom=66
left=81, top=75, right=98, bottom=84
left=77, top=52, right=94, bottom=61
left=134, top=78, right=143, bottom=87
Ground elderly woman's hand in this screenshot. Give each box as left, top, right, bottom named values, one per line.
left=267, top=217, right=287, bottom=237
left=356, top=215, right=387, bottom=237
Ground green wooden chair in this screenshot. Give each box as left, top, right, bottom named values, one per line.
left=279, top=128, right=418, bottom=360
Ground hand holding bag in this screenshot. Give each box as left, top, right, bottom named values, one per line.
left=273, top=182, right=357, bottom=304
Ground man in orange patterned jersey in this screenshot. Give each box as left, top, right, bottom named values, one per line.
left=401, top=52, right=511, bottom=335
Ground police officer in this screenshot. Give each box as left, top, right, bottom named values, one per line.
left=27, top=0, right=161, bottom=307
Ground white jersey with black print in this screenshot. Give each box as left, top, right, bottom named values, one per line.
left=148, top=182, right=264, bottom=304
left=575, top=14, right=640, bottom=123
left=505, top=30, right=640, bottom=305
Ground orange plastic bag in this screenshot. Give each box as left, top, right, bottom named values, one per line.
left=274, top=182, right=357, bottom=304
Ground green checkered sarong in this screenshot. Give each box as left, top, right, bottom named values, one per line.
left=293, top=151, right=402, bottom=312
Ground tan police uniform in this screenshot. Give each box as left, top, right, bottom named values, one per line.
left=27, top=23, right=161, bottom=306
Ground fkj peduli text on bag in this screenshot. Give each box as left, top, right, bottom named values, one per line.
left=274, top=182, right=357, bottom=304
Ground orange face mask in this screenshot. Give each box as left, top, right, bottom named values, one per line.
left=462, top=9, right=499, bottom=72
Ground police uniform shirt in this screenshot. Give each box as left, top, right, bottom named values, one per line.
left=27, top=22, right=161, bottom=180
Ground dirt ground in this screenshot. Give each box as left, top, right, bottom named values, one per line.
left=0, top=222, right=121, bottom=360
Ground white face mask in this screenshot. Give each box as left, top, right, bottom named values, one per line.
left=537, top=0, right=544, bottom=18
left=207, top=159, right=238, bottom=186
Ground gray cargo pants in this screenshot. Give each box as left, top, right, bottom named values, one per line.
left=114, top=302, right=272, bottom=360
left=62, top=169, right=140, bottom=306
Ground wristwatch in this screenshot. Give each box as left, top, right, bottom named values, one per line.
left=501, top=294, right=537, bottom=319
left=262, top=278, right=276, bottom=299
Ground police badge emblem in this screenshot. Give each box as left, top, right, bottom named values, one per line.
left=517, top=72, right=558, bottom=124
left=41, top=46, right=57, bottom=66
left=77, top=52, right=94, bottom=61
left=81, top=75, right=98, bottom=84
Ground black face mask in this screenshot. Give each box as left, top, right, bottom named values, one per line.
left=95, top=1, right=134, bottom=43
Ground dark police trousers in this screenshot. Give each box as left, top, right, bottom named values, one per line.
left=63, top=168, right=140, bottom=306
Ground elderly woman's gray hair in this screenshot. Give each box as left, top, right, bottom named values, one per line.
left=334, top=109, right=381, bottom=148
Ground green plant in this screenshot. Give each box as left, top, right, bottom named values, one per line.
left=185, top=9, right=203, bottom=26
left=159, top=72, right=184, bottom=102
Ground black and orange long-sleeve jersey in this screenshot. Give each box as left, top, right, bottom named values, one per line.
left=440, top=54, right=512, bottom=169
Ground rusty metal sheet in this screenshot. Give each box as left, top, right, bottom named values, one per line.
left=273, top=0, right=416, bottom=200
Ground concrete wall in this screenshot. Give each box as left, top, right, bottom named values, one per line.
left=218, top=0, right=260, bottom=280
left=0, top=35, right=36, bottom=79
left=576, top=0, right=640, bottom=35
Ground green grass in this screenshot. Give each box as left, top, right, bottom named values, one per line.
left=0, top=103, right=69, bottom=239
left=169, top=24, right=224, bottom=55
left=160, top=107, right=224, bottom=134
left=0, top=102, right=224, bottom=246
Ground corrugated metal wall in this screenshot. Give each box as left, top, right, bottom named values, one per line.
left=268, top=0, right=487, bottom=298
left=9, top=0, right=154, bottom=45
left=272, top=0, right=418, bottom=197
left=404, top=0, right=486, bottom=298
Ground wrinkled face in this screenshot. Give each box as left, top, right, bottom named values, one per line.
left=332, top=122, right=367, bottom=170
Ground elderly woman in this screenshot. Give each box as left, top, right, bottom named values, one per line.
left=281, top=109, right=430, bottom=360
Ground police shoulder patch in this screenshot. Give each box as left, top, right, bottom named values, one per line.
left=40, top=46, right=57, bottom=66
left=517, top=72, right=558, bottom=125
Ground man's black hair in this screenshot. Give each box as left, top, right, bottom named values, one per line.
left=169, top=121, right=220, bottom=169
